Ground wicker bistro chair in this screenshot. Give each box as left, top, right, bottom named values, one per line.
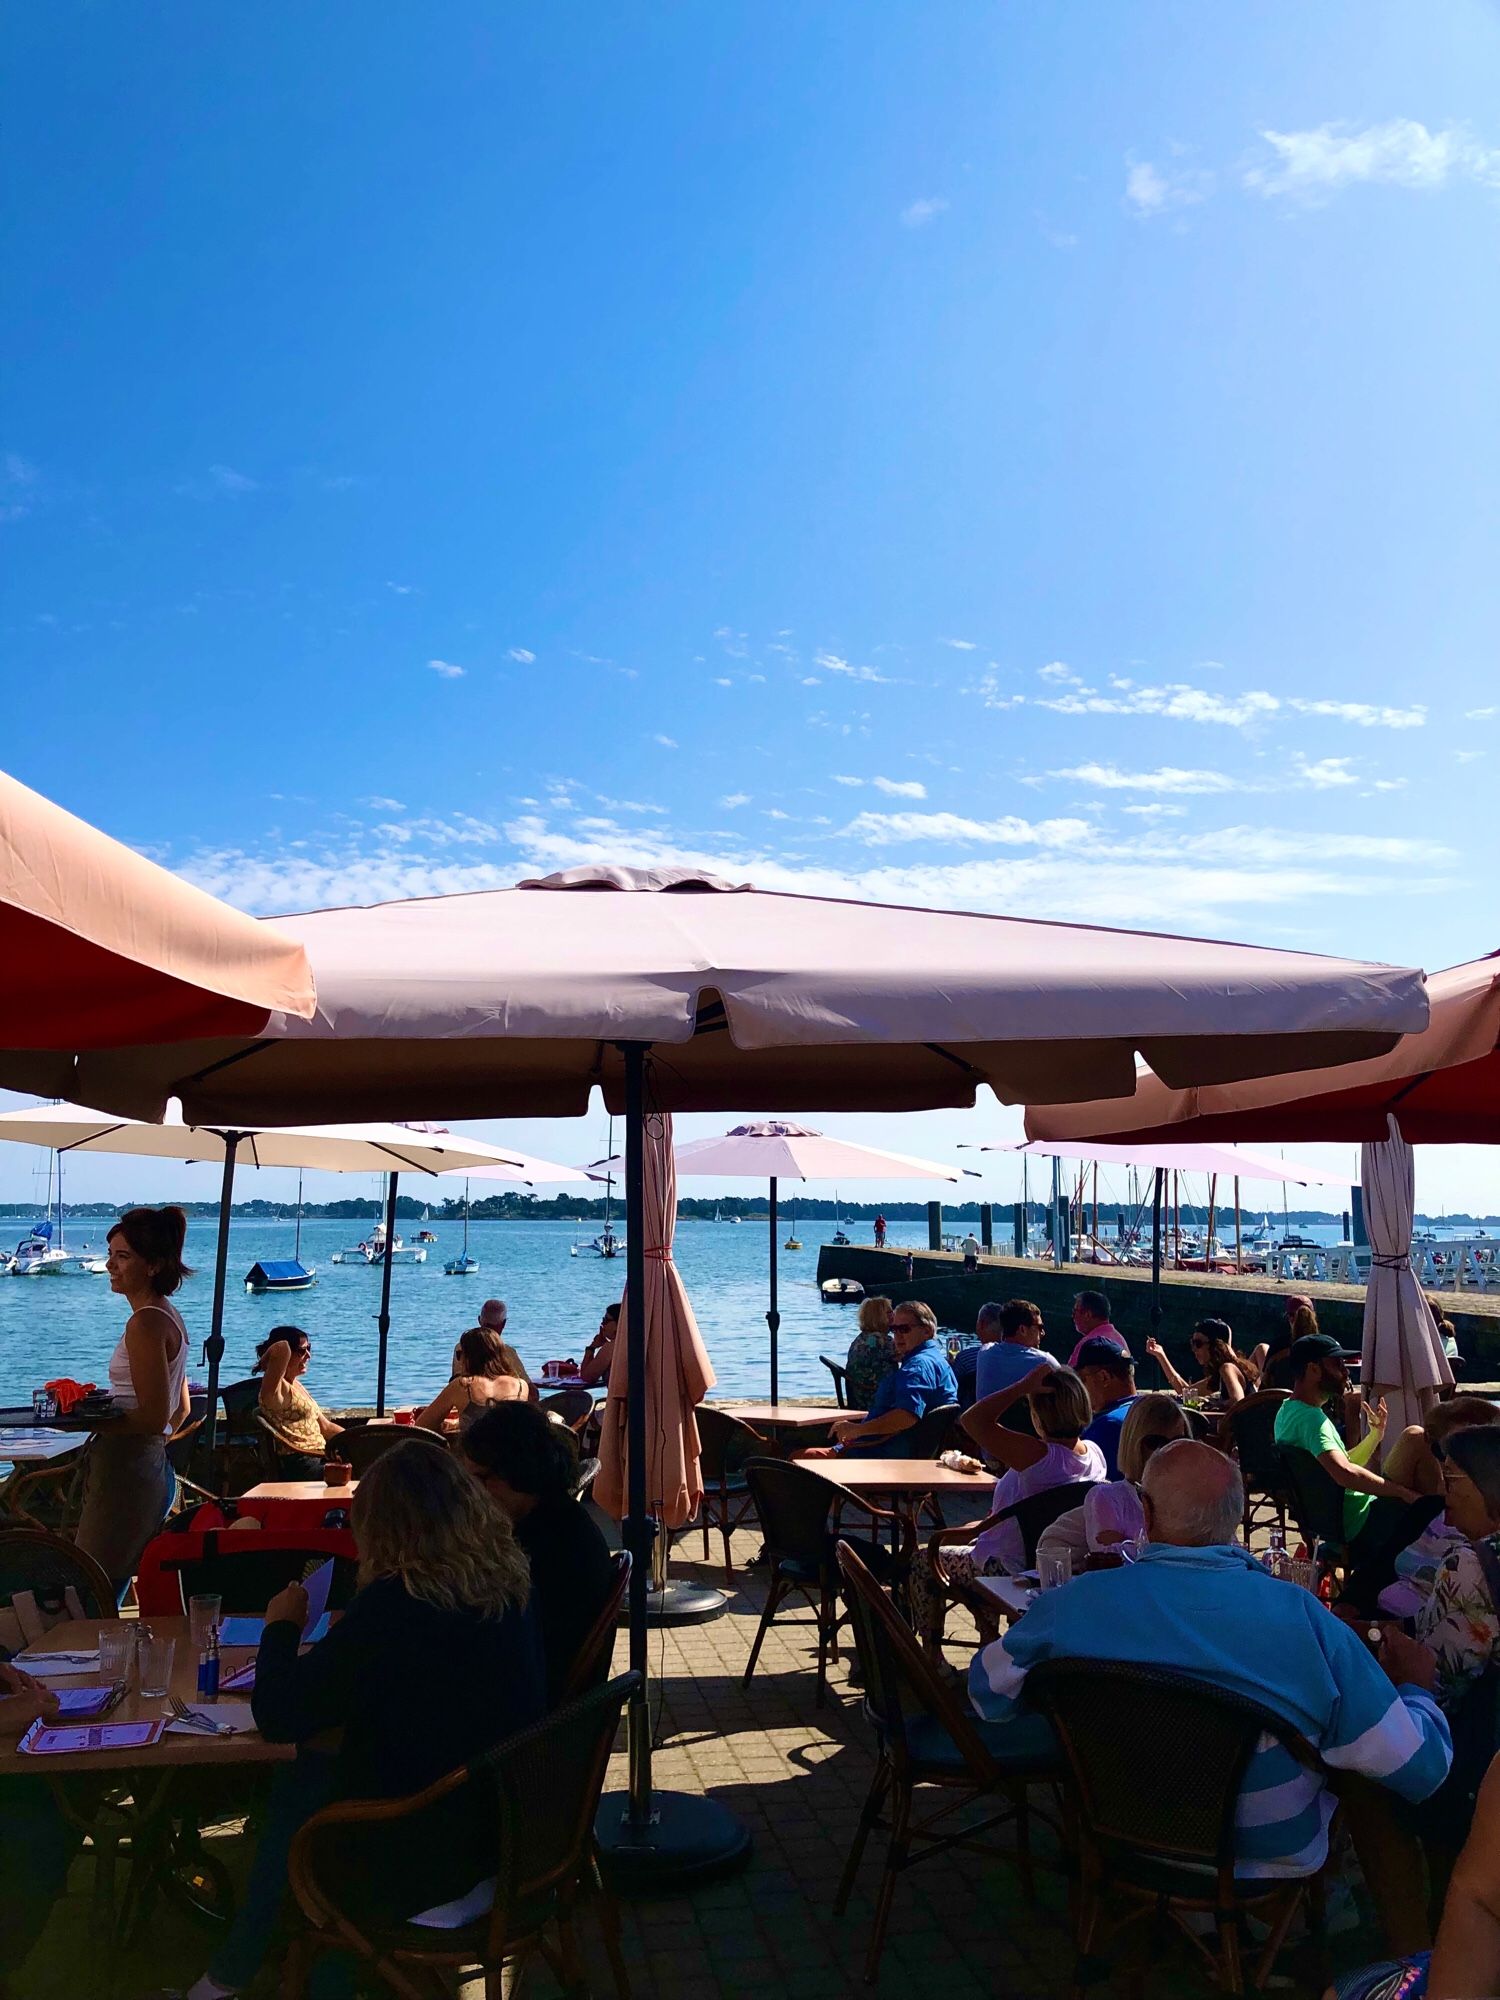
left=741, top=1457, right=914, bottom=1708
left=284, top=1670, right=639, bottom=2000
left=1226, top=1391, right=1292, bottom=1539
left=695, top=1407, right=770, bottom=1580
left=925, top=1482, right=1097, bottom=1651
left=0, top=1525, right=114, bottom=1649
left=0, top=1443, right=89, bottom=1534
left=1275, top=1445, right=1355, bottom=1572
left=559, top=1551, right=631, bottom=1702
left=538, top=1388, right=595, bottom=1433
left=1027, top=1657, right=1333, bottom=1996
left=339, top=1423, right=449, bottom=1477
left=820, top=1355, right=851, bottom=1408
left=834, top=1541, right=1063, bottom=1984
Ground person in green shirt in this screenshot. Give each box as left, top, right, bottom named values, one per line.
left=1274, top=1330, right=1422, bottom=1551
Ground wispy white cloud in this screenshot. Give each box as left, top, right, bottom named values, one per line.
left=1244, top=120, right=1500, bottom=202
left=901, top=197, right=949, bottom=228
left=385, top=581, right=416, bottom=595
left=831, top=775, right=864, bottom=788
left=978, top=670, right=1426, bottom=733
left=426, top=658, right=465, bottom=679
left=1121, top=803, right=1188, bottom=820
left=720, top=793, right=751, bottom=809
left=507, top=647, right=536, bottom=664
left=815, top=650, right=898, bottom=685
left=652, top=734, right=678, bottom=750
left=1124, top=155, right=1213, bottom=218
left=361, top=796, right=406, bottom=812
left=939, top=637, right=977, bottom=651
left=1465, top=706, right=1497, bottom=721
left=871, top=776, right=927, bottom=799
left=842, top=811, right=1094, bottom=849
left=1287, top=697, right=1426, bottom=730
left=1053, top=761, right=1246, bottom=795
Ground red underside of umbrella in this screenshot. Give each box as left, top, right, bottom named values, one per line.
left=1, top=907, right=274, bottom=1049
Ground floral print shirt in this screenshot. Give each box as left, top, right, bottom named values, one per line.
left=1415, top=1532, right=1500, bottom=1710
left=844, top=1330, right=896, bottom=1412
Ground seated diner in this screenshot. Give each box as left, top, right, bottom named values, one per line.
left=1144, top=1317, right=1257, bottom=1406
left=415, top=1323, right=533, bottom=1432
left=1034, top=1390, right=1191, bottom=1566
left=578, top=1302, right=620, bottom=1387
left=180, top=1438, right=544, bottom=2000
left=254, top=1325, right=343, bottom=1475
left=800, top=1301, right=955, bottom=1459
left=843, top=1295, right=896, bottom=1410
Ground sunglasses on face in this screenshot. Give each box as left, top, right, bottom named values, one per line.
left=891, top=1319, right=918, bottom=1332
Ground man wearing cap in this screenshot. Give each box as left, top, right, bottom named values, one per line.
left=1274, top=1332, right=1430, bottom=1563
left=1074, top=1338, right=1138, bottom=1480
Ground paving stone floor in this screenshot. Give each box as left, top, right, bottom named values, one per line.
left=21, top=1511, right=1396, bottom=1999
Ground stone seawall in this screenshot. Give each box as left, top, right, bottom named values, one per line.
left=814, top=1243, right=1500, bottom=1378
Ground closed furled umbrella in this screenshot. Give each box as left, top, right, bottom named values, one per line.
left=1361, top=1115, right=1454, bottom=1436
left=1024, top=955, right=1499, bottom=1146
left=0, top=768, right=314, bottom=1046
left=2, top=865, right=1430, bottom=1887
left=595, top=1109, right=715, bottom=1533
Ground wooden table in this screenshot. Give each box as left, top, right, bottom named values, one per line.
left=0, top=1617, right=286, bottom=1775
left=240, top=1479, right=358, bottom=1531
left=717, top=1404, right=858, bottom=1432
left=0, top=1427, right=85, bottom=1464
left=976, top=1573, right=1041, bottom=1621
left=803, top=1457, right=993, bottom=1499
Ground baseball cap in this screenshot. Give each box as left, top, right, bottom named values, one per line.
left=1072, top=1335, right=1134, bottom=1374
left=1289, top=1331, right=1354, bottom=1372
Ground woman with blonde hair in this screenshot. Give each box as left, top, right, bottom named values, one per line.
left=913, top=1363, right=1105, bottom=1651
left=182, top=1441, right=543, bottom=2000
left=844, top=1294, right=896, bottom=1409
left=415, top=1324, right=534, bottom=1432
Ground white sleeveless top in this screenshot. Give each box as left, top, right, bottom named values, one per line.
left=107, top=1300, right=189, bottom=1435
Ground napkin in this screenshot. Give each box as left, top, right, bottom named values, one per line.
left=10, top=1650, right=101, bottom=1678
left=165, top=1701, right=257, bottom=1737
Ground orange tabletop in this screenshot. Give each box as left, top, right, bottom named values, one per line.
left=242, top=1480, right=360, bottom=1504
left=716, top=1404, right=855, bottom=1429
left=0, top=1616, right=290, bottom=1775
left=802, top=1457, right=993, bottom=1496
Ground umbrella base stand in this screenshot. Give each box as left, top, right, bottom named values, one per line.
left=594, top=1789, right=752, bottom=1892
left=642, top=1577, right=729, bottom=1623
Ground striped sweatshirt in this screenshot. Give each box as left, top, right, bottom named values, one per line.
left=969, top=1542, right=1451, bottom=1878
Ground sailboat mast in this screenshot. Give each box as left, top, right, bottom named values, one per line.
left=294, top=1169, right=304, bottom=1261
left=463, top=1179, right=471, bottom=1255
left=55, top=1150, right=64, bottom=1253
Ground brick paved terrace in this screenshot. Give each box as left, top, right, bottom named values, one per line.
left=24, top=1501, right=1400, bottom=1999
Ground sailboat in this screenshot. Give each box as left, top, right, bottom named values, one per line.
left=583, top=1119, right=625, bottom=1258
left=245, top=1169, right=317, bottom=1293
left=12, top=1151, right=106, bottom=1275
left=415, top=1204, right=439, bottom=1245
left=444, top=1181, right=479, bottom=1275
left=332, top=1176, right=427, bottom=1263
left=783, top=1194, right=802, bottom=1252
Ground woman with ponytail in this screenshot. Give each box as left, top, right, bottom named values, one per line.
left=76, top=1205, right=193, bottom=1595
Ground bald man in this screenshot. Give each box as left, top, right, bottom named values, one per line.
left=478, top=1299, right=508, bottom=1334
left=970, top=1439, right=1450, bottom=1896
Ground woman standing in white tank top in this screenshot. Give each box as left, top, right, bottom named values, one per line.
left=76, top=1206, right=193, bottom=1596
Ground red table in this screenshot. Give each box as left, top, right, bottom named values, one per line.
left=240, top=1479, right=359, bottom=1532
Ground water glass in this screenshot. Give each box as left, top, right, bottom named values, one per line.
left=1038, top=1549, right=1073, bottom=1591
left=31, top=1388, right=57, bottom=1423
left=188, top=1595, right=222, bottom=1652
left=98, top=1621, right=136, bottom=1687
left=1281, top=1557, right=1317, bottom=1593
left=138, top=1633, right=176, bottom=1699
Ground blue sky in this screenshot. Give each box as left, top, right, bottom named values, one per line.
left=3, top=2, right=1499, bottom=1212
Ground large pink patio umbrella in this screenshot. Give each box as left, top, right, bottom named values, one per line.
left=595, top=1110, right=716, bottom=1532
left=2, top=865, right=1430, bottom=1886
left=588, top=1119, right=962, bottom=1397
left=0, top=768, right=314, bottom=1046
left=1362, top=1115, right=1454, bottom=1436
left=1023, top=955, right=1500, bottom=1146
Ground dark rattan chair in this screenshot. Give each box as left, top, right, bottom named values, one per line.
left=162, top=1534, right=361, bottom=1614
left=539, top=1389, right=595, bottom=1432
left=560, top=1551, right=630, bottom=1701
left=1227, top=1391, right=1292, bottom=1538
left=904, top=1401, right=963, bottom=1460
left=339, top=1424, right=449, bottom=1477
left=925, top=1482, right=1098, bottom=1650
left=0, top=1525, right=114, bottom=1644
left=742, top=1457, right=912, bottom=1707
left=1276, top=1444, right=1354, bottom=1569
left=284, top=1671, right=639, bottom=2000
left=834, top=1541, right=1062, bottom=1983
left=695, top=1407, right=768, bottom=1579
left=820, top=1356, right=851, bottom=1408
left=1027, top=1657, right=1331, bottom=1994
left=0, top=1445, right=89, bottom=1534
left=218, top=1377, right=265, bottom=1444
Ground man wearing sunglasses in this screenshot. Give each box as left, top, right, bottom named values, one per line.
left=802, top=1301, right=956, bottom=1460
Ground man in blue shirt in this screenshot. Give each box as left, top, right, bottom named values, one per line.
left=973, top=1298, right=1059, bottom=1403
left=802, top=1301, right=957, bottom=1460
left=1074, top=1336, right=1137, bottom=1478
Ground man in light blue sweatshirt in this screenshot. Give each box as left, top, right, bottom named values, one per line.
left=970, top=1441, right=1450, bottom=1916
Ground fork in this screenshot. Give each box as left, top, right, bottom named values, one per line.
left=167, top=1694, right=234, bottom=1737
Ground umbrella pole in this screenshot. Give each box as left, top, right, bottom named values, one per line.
left=203, top=1132, right=240, bottom=1457
left=375, top=1171, right=398, bottom=1417
left=597, top=1041, right=751, bottom=1891
left=767, top=1175, right=780, bottom=1402
left=1150, top=1168, right=1164, bottom=1378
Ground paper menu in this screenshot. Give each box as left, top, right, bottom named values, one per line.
left=300, top=1558, right=335, bottom=1638
left=53, top=1686, right=119, bottom=1720
left=20, top=1719, right=164, bottom=1756
left=218, top=1613, right=330, bottom=1648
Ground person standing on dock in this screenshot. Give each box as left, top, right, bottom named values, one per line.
left=873, top=1212, right=887, bottom=1248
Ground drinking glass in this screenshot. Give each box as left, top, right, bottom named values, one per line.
left=1038, top=1549, right=1072, bottom=1591
left=188, top=1595, right=222, bottom=1652
left=138, top=1634, right=176, bottom=1699
left=31, top=1388, right=57, bottom=1422
left=1282, top=1557, right=1317, bottom=1593
left=98, top=1621, right=135, bottom=1687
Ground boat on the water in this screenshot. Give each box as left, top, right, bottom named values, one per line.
left=820, top=1276, right=864, bottom=1303
left=444, top=1181, right=479, bottom=1275
left=245, top=1259, right=316, bottom=1295
left=332, top=1219, right=426, bottom=1266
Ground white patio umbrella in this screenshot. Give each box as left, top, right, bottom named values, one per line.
left=1361, top=1115, right=1454, bottom=1436
left=589, top=1120, right=962, bottom=1397
left=0, top=1101, right=528, bottom=1435
left=0, top=864, right=1430, bottom=1887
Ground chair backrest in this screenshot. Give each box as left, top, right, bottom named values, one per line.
left=538, top=1389, right=594, bottom=1431
left=744, top=1457, right=838, bottom=1569
left=0, top=1526, right=114, bottom=1650
left=1004, top=1482, right=1098, bottom=1566
left=218, top=1377, right=264, bottom=1440
left=695, top=1406, right=768, bottom=1482
left=819, top=1356, right=850, bottom=1409
left=1027, top=1656, right=1301, bottom=1882
left=1229, top=1391, right=1291, bottom=1489
left=904, top=1401, right=962, bottom=1460
left=340, top=1424, right=448, bottom=1477
left=166, top=1414, right=205, bottom=1474
left=165, top=1536, right=361, bottom=1612
left=477, top=1672, right=638, bottom=1954
left=1276, top=1444, right=1348, bottom=1548
left=836, top=1540, right=999, bottom=1783
left=560, top=1550, right=630, bottom=1700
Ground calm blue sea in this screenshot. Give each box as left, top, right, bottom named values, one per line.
left=0, top=1215, right=882, bottom=1409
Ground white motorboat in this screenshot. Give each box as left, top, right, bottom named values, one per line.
left=332, top=1220, right=426, bottom=1266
